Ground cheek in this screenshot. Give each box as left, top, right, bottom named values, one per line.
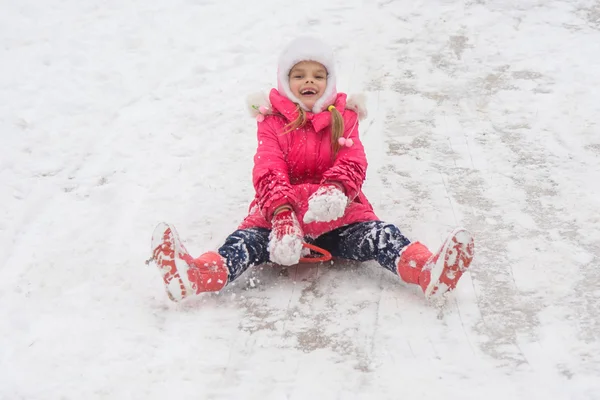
left=289, top=80, right=300, bottom=93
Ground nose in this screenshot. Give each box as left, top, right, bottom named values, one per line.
left=305, top=78, right=314, bottom=83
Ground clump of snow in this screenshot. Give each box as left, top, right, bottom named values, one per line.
left=303, top=186, right=348, bottom=223
left=268, top=231, right=303, bottom=266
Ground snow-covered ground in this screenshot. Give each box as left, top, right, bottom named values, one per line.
left=2, top=0, right=600, bottom=398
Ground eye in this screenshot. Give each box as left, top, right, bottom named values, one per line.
left=316, top=76, right=325, bottom=80
left=293, top=75, right=303, bottom=79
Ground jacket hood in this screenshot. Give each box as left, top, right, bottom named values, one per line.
left=277, top=37, right=338, bottom=114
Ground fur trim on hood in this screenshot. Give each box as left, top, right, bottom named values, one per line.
left=246, top=92, right=273, bottom=119
left=346, top=94, right=368, bottom=121
left=247, top=91, right=367, bottom=121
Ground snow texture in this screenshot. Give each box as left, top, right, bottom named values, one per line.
left=2, top=0, right=600, bottom=399
left=303, top=186, right=348, bottom=223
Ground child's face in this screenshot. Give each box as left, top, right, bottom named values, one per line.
left=288, top=61, right=328, bottom=110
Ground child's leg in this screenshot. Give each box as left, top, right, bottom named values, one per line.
left=311, top=221, right=410, bottom=273
left=217, top=228, right=271, bottom=282
left=312, top=222, right=475, bottom=298
left=151, top=223, right=271, bottom=301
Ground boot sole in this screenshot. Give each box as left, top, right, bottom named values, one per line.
left=151, top=222, right=192, bottom=302
left=424, top=228, right=475, bottom=299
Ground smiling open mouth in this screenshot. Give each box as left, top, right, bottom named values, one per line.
left=300, top=89, right=317, bottom=95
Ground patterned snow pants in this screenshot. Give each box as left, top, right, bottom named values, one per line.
left=218, top=221, right=411, bottom=282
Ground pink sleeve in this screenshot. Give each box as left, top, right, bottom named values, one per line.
left=252, top=117, right=298, bottom=220
left=320, top=111, right=367, bottom=200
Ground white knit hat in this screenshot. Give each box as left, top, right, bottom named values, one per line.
left=277, top=37, right=338, bottom=113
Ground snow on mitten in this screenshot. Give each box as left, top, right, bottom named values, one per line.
left=303, top=185, right=348, bottom=223
left=268, top=209, right=304, bottom=266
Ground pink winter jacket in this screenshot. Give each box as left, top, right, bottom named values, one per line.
left=238, top=89, right=379, bottom=238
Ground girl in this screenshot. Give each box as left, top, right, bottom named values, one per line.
left=149, top=37, right=474, bottom=302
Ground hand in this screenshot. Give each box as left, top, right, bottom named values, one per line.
left=268, top=208, right=303, bottom=266
left=303, top=185, right=348, bottom=223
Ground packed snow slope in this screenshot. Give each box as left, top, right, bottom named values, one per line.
left=1, top=0, right=600, bottom=399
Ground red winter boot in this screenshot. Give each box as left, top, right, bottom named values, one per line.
left=150, top=223, right=228, bottom=302
left=396, top=242, right=433, bottom=285
left=396, top=228, right=475, bottom=299
left=187, top=251, right=229, bottom=295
